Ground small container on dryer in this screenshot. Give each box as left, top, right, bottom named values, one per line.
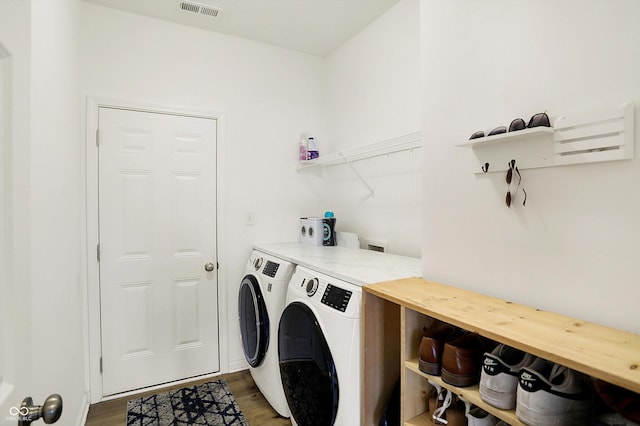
left=299, top=218, right=309, bottom=243
left=322, top=211, right=336, bottom=246
left=300, top=217, right=323, bottom=246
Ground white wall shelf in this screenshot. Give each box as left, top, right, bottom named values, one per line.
left=456, top=127, right=554, bottom=149
left=296, top=131, right=423, bottom=197
left=297, top=131, right=423, bottom=170
left=457, top=102, right=634, bottom=174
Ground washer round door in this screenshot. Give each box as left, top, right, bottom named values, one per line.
left=238, top=274, right=269, bottom=367
left=278, top=301, right=339, bottom=426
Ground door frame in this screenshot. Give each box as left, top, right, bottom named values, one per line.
left=85, top=97, right=228, bottom=403
left=0, top=40, right=16, bottom=412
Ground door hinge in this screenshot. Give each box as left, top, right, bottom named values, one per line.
left=217, top=262, right=219, bottom=270
left=97, top=243, right=100, bottom=262
left=96, top=129, right=100, bottom=147
left=100, top=357, right=103, bottom=373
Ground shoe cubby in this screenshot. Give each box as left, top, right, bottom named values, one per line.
left=361, top=277, right=640, bottom=426
left=401, top=307, right=525, bottom=425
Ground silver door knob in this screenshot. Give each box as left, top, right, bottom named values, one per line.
left=204, top=262, right=215, bottom=272
left=18, top=394, right=63, bottom=425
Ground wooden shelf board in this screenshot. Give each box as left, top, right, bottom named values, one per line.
left=405, top=411, right=430, bottom=426
left=365, top=277, right=640, bottom=394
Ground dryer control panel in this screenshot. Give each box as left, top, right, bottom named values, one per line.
left=289, top=266, right=362, bottom=319
left=322, top=284, right=352, bottom=312
left=263, top=260, right=280, bottom=278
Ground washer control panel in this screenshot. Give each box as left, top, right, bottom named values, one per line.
left=322, top=284, right=352, bottom=312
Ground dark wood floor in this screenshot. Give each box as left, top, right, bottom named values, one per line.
left=85, top=370, right=292, bottom=426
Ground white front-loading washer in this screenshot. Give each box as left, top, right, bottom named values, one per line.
left=238, top=249, right=295, bottom=418
left=278, top=266, right=362, bottom=426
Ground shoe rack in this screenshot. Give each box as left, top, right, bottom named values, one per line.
left=361, top=277, right=640, bottom=426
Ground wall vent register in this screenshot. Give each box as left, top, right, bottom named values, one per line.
left=177, top=1, right=223, bottom=19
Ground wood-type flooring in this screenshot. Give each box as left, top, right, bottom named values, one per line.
left=84, top=370, right=292, bottom=426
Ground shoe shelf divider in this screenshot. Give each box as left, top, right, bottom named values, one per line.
left=361, top=277, right=640, bottom=426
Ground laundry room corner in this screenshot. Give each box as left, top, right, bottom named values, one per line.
left=315, top=0, right=423, bottom=258
left=77, top=1, right=330, bottom=382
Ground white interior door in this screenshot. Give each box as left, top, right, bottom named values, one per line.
left=98, top=107, right=219, bottom=396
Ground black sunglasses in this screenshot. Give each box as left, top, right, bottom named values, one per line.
left=470, top=112, right=550, bottom=140
left=527, top=112, right=550, bottom=128
left=505, top=159, right=527, bottom=208
left=509, top=118, right=526, bottom=132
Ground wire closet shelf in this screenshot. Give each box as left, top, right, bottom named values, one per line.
left=296, top=131, right=423, bottom=170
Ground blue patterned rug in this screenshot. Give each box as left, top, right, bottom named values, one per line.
left=126, top=379, right=249, bottom=426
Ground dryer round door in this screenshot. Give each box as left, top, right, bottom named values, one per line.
left=238, top=274, right=269, bottom=367
left=278, top=301, right=338, bottom=426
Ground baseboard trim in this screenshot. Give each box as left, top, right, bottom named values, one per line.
left=76, top=391, right=90, bottom=426
left=228, top=359, right=248, bottom=373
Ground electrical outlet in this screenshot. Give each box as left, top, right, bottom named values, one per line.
left=245, top=211, right=255, bottom=226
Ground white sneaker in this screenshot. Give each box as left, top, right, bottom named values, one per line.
left=598, top=413, right=640, bottom=426
left=516, top=358, right=590, bottom=426
left=467, top=406, right=498, bottom=426
left=480, top=344, right=536, bottom=409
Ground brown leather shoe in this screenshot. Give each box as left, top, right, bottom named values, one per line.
left=441, top=332, right=485, bottom=387
left=444, top=398, right=468, bottom=426
left=431, top=390, right=467, bottom=425
left=419, top=319, right=462, bottom=375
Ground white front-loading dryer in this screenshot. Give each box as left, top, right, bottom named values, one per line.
left=238, top=249, right=295, bottom=418
left=278, top=266, right=362, bottom=426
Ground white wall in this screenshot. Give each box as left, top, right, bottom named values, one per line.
left=420, top=0, right=640, bottom=333
left=29, top=0, right=87, bottom=423
left=319, top=0, right=422, bottom=257
left=78, top=3, right=326, bottom=374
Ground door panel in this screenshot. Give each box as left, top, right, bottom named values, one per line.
left=98, top=107, right=219, bottom=395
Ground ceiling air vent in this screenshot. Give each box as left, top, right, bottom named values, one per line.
left=177, top=1, right=223, bottom=19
